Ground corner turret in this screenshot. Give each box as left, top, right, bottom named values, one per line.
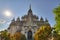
left=12, top=18, right=15, bottom=22
left=16, top=17, right=20, bottom=22
left=45, top=18, right=50, bottom=26
left=45, top=18, right=48, bottom=23
left=40, top=17, right=44, bottom=22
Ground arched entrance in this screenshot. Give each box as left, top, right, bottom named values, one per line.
left=27, top=29, right=33, bottom=40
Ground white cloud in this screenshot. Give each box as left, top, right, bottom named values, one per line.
left=0, top=19, right=6, bottom=24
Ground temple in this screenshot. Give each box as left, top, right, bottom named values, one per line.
left=7, top=5, right=51, bottom=38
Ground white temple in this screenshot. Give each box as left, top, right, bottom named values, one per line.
left=7, top=5, right=51, bottom=38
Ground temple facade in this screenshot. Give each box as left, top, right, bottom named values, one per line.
left=7, top=5, right=51, bottom=38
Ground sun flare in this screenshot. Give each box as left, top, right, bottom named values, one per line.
left=4, top=10, right=12, bottom=17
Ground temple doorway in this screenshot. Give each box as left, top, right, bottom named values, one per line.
left=27, top=29, right=33, bottom=40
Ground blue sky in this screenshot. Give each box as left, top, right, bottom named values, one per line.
left=0, top=0, right=60, bottom=31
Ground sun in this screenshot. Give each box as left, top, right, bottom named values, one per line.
left=4, top=10, right=12, bottom=17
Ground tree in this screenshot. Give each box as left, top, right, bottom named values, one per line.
left=34, top=25, right=51, bottom=40
left=0, top=30, right=26, bottom=40
left=1, top=30, right=10, bottom=40
left=14, top=32, right=26, bottom=40
left=53, top=5, right=60, bottom=34
left=52, top=31, right=60, bottom=40
left=20, top=34, right=26, bottom=40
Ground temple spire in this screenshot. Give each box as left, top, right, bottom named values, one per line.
left=28, top=4, right=33, bottom=16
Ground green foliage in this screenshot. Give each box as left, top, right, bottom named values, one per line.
left=53, top=6, right=60, bottom=14
left=38, top=26, right=51, bottom=40
left=52, top=5, right=60, bottom=40
left=20, top=35, right=26, bottom=40
left=13, top=32, right=26, bottom=40
left=0, top=30, right=26, bottom=40
left=34, top=26, right=51, bottom=40
left=0, top=30, right=10, bottom=40
left=53, top=5, right=60, bottom=33
left=52, top=31, right=60, bottom=40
